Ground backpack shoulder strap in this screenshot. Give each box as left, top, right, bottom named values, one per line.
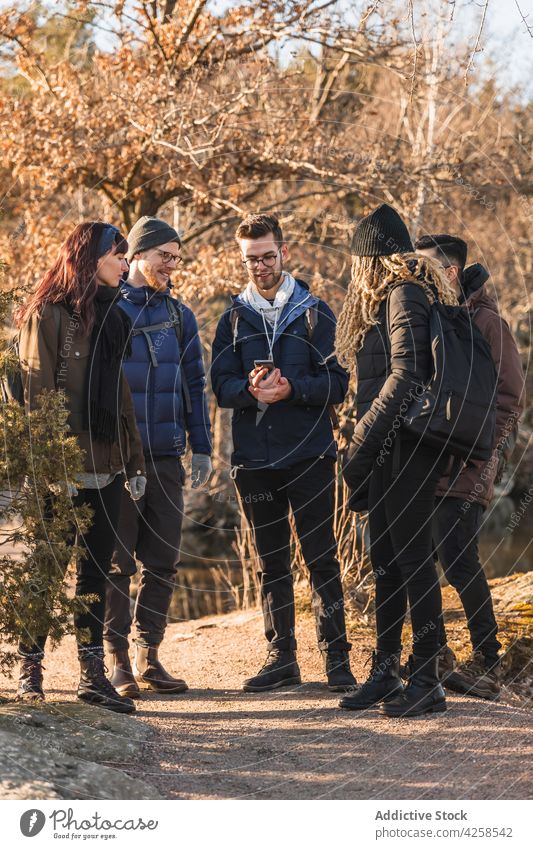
left=301, top=302, right=341, bottom=431
left=165, top=295, right=192, bottom=415
left=229, top=303, right=240, bottom=351
left=304, top=305, right=319, bottom=339
left=165, top=295, right=183, bottom=345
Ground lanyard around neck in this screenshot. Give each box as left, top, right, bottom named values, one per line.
left=259, top=306, right=280, bottom=362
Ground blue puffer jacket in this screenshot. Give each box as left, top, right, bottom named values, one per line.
left=211, top=280, right=348, bottom=469
left=118, top=282, right=211, bottom=458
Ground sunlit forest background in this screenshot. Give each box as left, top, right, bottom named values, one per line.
left=1, top=0, right=531, bottom=620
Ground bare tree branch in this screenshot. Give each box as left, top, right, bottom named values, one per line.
left=464, top=0, right=490, bottom=80
left=515, top=0, right=533, bottom=37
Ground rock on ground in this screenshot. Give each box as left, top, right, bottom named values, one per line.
left=0, top=702, right=161, bottom=800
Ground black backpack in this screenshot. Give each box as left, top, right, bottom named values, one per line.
left=386, top=282, right=497, bottom=462
left=1, top=307, right=61, bottom=406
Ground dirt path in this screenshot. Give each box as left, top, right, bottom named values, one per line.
left=1, top=606, right=531, bottom=800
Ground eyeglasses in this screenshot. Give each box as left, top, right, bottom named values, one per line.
left=155, top=249, right=182, bottom=266
left=241, top=249, right=280, bottom=269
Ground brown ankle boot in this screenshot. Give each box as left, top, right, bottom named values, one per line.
left=107, top=648, right=141, bottom=699
left=133, top=645, right=188, bottom=694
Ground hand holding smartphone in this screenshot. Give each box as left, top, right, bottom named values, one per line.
left=253, top=359, right=275, bottom=372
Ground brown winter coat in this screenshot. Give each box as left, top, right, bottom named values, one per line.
left=436, top=264, right=524, bottom=508
left=19, top=302, right=145, bottom=479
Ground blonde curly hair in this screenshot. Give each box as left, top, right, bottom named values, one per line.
left=335, top=252, right=458, bottom=371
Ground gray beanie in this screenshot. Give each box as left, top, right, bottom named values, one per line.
left=126, top=216, right=180, bottom=262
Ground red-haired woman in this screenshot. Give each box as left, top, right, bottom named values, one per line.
left=16, top=222, right=146, bottom=714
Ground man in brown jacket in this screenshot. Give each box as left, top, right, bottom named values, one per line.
left=415, top=234, right=524, bottom=700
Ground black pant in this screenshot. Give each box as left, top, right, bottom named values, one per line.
left=104, top=456, right=184, bottom=650
left=19, top=474, right=124, bottom=656
left=235, top=456, right=350, bottom=652
left=433, top=496, right=501, bottom=663
left=368, top=436, right=448, bottom=660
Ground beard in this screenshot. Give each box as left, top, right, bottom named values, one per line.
left=253, top=266, right=283, bottom=292
left=144, top=264, right=169, bottom=291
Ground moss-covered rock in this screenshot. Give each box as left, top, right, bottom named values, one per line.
left=0, top=701, right=161, bottom=799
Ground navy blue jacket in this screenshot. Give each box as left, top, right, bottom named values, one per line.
left=118, top=282, right=211, bottom=458
left=211, top=280, right=348, bottom=469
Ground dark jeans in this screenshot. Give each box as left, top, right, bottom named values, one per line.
left=235, top=456, right=350, bottom=653
left=433, top=496, right=501, bottom=663
left=19, top=474, right=124, bottom=656
left=104, top=456, right=184, bottom=651
left=368, top=436, right=448, bottom=660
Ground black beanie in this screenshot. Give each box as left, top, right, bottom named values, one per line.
left=351, top=204, right=413, bottom=257
left=126, top=216, right=180, bottom=262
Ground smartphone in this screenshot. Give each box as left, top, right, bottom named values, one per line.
left=254, top=359, right=275, bottom=372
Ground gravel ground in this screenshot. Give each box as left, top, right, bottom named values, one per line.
left=2, top=607, right=531, bottom=800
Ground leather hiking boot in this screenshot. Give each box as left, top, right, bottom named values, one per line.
left=400, top=645, right=457, bottom=683
left=444, top=651, right=501, bottom=701
left=77, top=648, right=136, bottom=714
left=243, top=650, right=301, bottom=692
left=133, top=645, right=188, bottom=694
left=107, top=648, right=141, bottom=699
left=322, top=649, right=357, bottom=692
left=382, top=653, right=446, bottom=718
left=339, top=650, right=403, bottom=710
left=437, top=645, right=457, bottom=682
left=17, top=653, right=45, bottom=702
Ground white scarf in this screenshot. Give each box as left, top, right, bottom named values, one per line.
left=241, top=272, right=296, bottom=327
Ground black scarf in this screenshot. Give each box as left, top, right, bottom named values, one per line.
left=83, top=286, right=132, bottom=444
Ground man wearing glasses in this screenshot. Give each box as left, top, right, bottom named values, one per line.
left=104, top=216, right=212, bottom=698
left=211, top=213, right=355, bottom=692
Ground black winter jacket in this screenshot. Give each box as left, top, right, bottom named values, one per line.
left=343, top=281, right=432, bottom=507
left=211, top=281, right=348, bottom=469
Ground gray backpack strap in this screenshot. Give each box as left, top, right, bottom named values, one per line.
left=165, top=295, right=183, bottom=344
left=165, top=295, right=192, bottom=416
left=304, top=303, right=340, bottom=431
left=230, top=305, right=239, bottom=351
left=304, top=306, right=319, bottom=339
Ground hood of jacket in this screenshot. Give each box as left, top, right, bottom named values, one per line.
left=461, top=263, right=499, bottom=315
left=461, top=263, right=489, bottom=300
left=233, top=278, right=317, bottom=344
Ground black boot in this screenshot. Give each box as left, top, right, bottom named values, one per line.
left=339, top=650, right=403, bottom=710
left=107, top=647, right=141, bottom=699
left=322, top=650, right=357, bottom=692
left=243, top=650, right=301, bottom=692
left=401, top=645, right=456, bottom=682
left=78, top=648, right=136, bottom=714
left=17, top=653, right=45, bottom=702
left=382, top=653, right=447, bottom=717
